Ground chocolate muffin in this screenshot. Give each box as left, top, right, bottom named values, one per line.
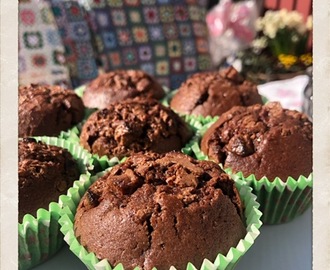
left=201, top=102, right=312, bottom=181
left=80, top=98, right=193, bottom=159
left=19, top=84, right=85, bottom=137
left=82, top=70, right=166, bottom=109
left=19, top=138, right=80, bottom=222
left=74, top=151, right=246, bottom=270
left=170, top=66, right=263, bottom=117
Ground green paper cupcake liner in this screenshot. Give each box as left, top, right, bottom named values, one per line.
left=228, top=171, right=313, bottom=225
left=58, top=172, right=262, bottom=270
left=160, top=88, right=177, bottom=107
left=181, top=115, right=218, bottom=160
left=18, top=137, right=95, bottom=270
left=74, top=85, right=96, bottom=119
left=33, top=136, right=95, bottom=173
left=74, top=85, right=86, bottom=98
left=91, top=155, right=122, bottom=174
left=59, top=125, right=81, bottom=145
left=186, top=119, right=313, bottom=225
left=59, top=121, right=122, bottom=174
left=181, top=114, right=217, bottom=157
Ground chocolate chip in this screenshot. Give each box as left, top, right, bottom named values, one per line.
left=222, top=66, right=243, bottom=83
left=21, top=137, right=37, bottom=143
left=229, top=136, right=254, bottom=157
left=87, top=189, right=100, bottom=207
left=195, top=91, right=209, bottom=106
left=56, top=180, right=67, bottom=192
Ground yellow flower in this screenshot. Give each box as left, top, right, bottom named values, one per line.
left=278, top=54, right=298, bottom=69
left=300, top=53, right=313, bottom=66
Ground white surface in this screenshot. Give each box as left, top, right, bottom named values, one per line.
left=35, top=207, right=312, bottom=270
left=236, top=207, right=312, bottom=270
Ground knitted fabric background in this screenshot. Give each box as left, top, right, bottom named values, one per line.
left=82, top=0, right=213, bottom=89
left=19, top=0, right=72, bottom=87
left=48, top=0, right=99, bottom=87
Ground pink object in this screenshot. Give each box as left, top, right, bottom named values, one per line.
left=206, top=0, right=257, bottom=43
left=206, top=0, right=231, bottom=36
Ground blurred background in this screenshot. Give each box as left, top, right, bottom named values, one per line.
left=18, top=0, right=313, bottom=119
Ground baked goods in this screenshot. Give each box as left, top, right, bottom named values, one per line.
left=74, top=151, right=246, bottom=270
left=170, top=66, right=263, bottom=117
left=201, top=102, right=312, bottom=181
left=19, top=84, right=85, bottom=137
left=18, top=138, right=80, bottom=222
left=82, top=70, right=166, bottom=109
left=80, top=98, right=193, bottom=159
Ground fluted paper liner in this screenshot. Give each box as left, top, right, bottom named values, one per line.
left=18, top=137, right=95, bottom=270
left=58, top=171, right=262, bottom=270
left=187, top=118, right=313, bottom=225
left=75, top=84, right=86, bottom=98
left=59, top=121, right=121, bottom=174
left=228, top=171, right=312, bottom=225
left=160, top=88, right=177, bottom=107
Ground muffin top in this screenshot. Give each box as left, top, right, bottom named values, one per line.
left=80, top=98, right=193, bottom=159
left=82, top=70, right=166, bottom=109
left=18, top=138, right=80, bottom=222
left=201, top=102, right=312, bottom=181
left=170, top=66, right=263, bottom=117
left=19, top=84, right=85, bottom=137
left=74, top=151, right=246, bottom=270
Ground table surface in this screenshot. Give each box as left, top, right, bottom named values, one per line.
left=35, top=207, right=312, bottom=270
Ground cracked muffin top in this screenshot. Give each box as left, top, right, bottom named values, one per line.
left=80, top=98, right=193, bottom=159
left=19, top=138, right=80, bottom=222
left=74, top=151, right=246, bottom=270
left=19, top=84, right=85, bottom=137
left=201, top=102, right=312, bottom=181
left=170, top=66, right=263, bottom=117
left=82, top=70, right=166, bottom=109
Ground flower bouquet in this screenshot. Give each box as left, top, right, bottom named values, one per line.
left=237, top=9, right=312, bottom=84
